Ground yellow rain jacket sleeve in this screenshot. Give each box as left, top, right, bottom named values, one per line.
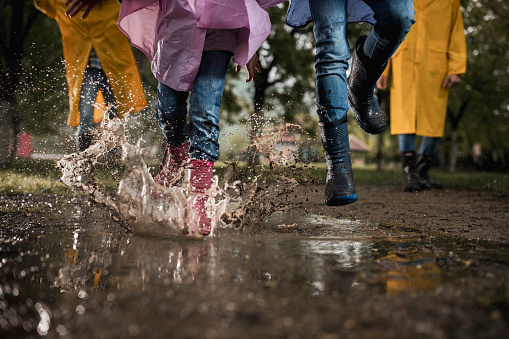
left=34, top=0, right=147, bottom=127
left=383, top=0, right=467, bottom=138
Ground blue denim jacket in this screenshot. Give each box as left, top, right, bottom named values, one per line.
left=286, top=0, right=375, bottom=28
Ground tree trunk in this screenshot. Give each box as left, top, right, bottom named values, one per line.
left=376, top=132, right=385, bottom=171
left=448, top=128, right=459, bottom=172
left=445, top=100, right=469, bottom=173
left=0, top=2, right=40, bottom=167
left=247, top=71, right=270, bottom=166
left=375, top=88, right=388, bottom=171
left=248, top=112, right=264, bottom=165
left=0, top=101, right=17, bottom=167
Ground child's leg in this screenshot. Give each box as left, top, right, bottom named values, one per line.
left=154, top=83, right=190, bottom=187
left=188, top=50, right=232, bottom=162
left=77, top=68, right=101, bottom=151
left=156, top=83, right=190, bottom=147
left=348, top=1, right=414, bottom=134
left=187, top=50, right=232, bottom=235
left=307, top=1, right=357, bottom=205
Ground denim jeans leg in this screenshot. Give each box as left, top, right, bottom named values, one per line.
left=361, top=0, right=415, bottom=68
left=97, top=70, right=118, bottom=119
left=308, top=0, right=350, bottom=123
left=188, top=51, right=232, bottom=162
left=156, top=82, right=190, bottom=147
left=398, top=134, right=416, bottom=153
left=419, top=137, right=441, bottom=156
left=77, top=68, right=102, bottom=138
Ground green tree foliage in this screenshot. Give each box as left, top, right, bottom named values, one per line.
left=1, top=1, right=39, bottom=165
left=221, top=4, right=377, bottom=164
left=0, top=0, right=68, bottom=165
left=222, top=4, right=316, bottom=148
left=446, top=0, right=509, bottom=171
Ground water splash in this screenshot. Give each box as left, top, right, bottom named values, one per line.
left=57, top=117, right=299, bottom=237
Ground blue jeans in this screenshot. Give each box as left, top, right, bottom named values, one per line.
left=156, top=50, right=232, bottom=162
left=309, top=0, right=415, bottom=123
left=77, top=67, right=117, bottom=138
left=399, top=134, right=441, bottom=157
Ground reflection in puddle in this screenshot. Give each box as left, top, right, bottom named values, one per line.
left=385, top=263, right=442, bottom=296
left=377, top=251, right=442, bottom=295
left=302, top=239, right=367, bottom=266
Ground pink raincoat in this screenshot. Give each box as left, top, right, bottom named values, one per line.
left=118, top=0, right=285, bottom=91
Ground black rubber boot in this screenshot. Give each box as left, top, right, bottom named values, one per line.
left=416, top=155, right=443, bottom=189
left=402, top=152, right=421, bottom=192
left=319, top=118, right=358, bottom=206
left=76, top=133, right=94, bottom=152
left=347, top=36, right=387, bottom=135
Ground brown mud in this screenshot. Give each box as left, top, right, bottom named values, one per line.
left=279, top=183, right=509, bottom=243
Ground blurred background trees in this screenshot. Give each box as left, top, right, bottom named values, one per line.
left=445, top=0, right=509, bottom=172
left=0, top=0, right=47, bottom=166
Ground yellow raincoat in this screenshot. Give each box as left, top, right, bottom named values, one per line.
left=34, top=0, right=146, bottom=127
left=383, top=0, right=467, bottom=137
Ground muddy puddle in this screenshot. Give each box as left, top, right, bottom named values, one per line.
left=1, top=195, right=508, bottom=338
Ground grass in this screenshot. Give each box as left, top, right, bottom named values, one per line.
left=0, top=158, right=67, bottom=195
left=297, top=163, right=509, bottom=196
left=1, top=158, right=508, bottom=197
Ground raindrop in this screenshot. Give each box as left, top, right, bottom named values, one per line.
left=75, top=305, right=85, bottom=315
left=56, top=324, right=68, bottom=336
left=23, top=320, right=33, bottom=332
left=35, top=302, right=51, bottom=336
left=128, top=323, right=140, bottom=335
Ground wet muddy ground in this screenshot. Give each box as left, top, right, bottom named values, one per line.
left=1, top=183, right=509, bottom=338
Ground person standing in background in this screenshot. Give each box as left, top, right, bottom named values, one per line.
left=377, top=0, right=467, bottom=191
left=34, top=0, right=146, bottom=151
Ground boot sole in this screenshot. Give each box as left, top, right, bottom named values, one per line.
left=325, top=193, right=358, bottom=206
left=347, top=93, right=386, bottom=135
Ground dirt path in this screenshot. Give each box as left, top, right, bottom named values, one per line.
left=280, top=183, right=509, bottom=243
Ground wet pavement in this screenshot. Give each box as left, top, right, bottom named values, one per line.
left=1, top=194, right=509, bottom=338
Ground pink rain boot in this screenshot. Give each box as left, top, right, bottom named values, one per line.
left=188, top=159, right=214, bottom=236
left=154, top=142, right=189, bottom=187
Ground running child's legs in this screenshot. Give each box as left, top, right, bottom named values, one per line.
left=361, top=0, right=415, bottom=68
left=155, top=51, right=231, bottom=235
left=156, top=83, right=190, bottom=147
left=308, top=1, right=357, bottom=206
left=156, top=50, right=232, bottom=160
left=188, top=50, right=232, bottom=162
left=154, top=84, right=190, bottom=187
left=309, top=0, right=349, bottom=123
